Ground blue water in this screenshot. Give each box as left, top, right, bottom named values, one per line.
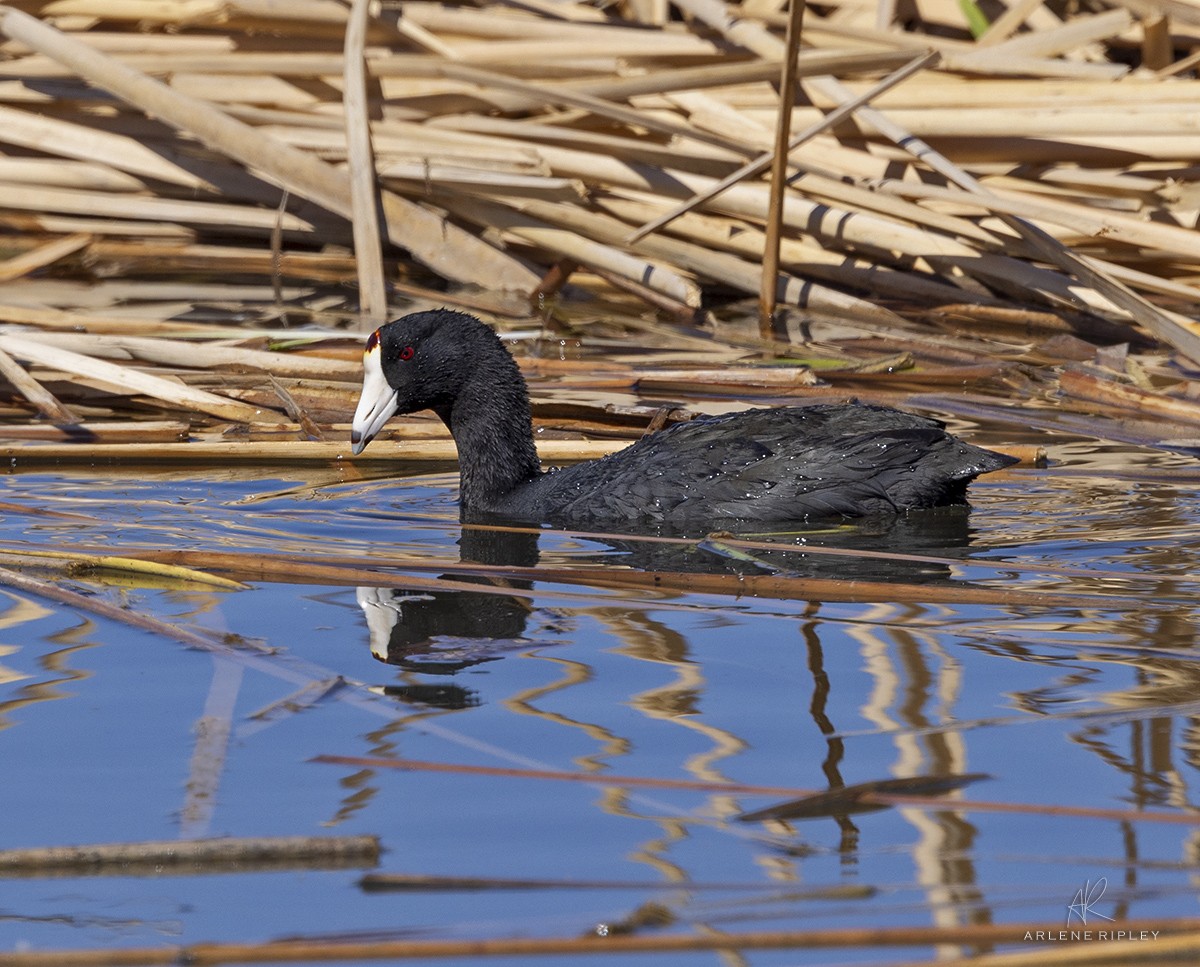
left=1, top=454, right=1199, bottom=964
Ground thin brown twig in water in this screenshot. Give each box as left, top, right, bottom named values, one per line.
left=4, top=918, right=1199, bottom=964
left=359, top=872, right=871, bottom=894
left=529, top=258, right=578, bottom=314
left=15, top=524, right=1185, bottom=596
left=113, top=546, right=1119, bottom=608
left=13, top=531, right=1161, bottom=605
left=0, top=549, right=727, bottom=617
left=310, top=756, right=1200, bottom=827
left=313, top=754, right=819, bottom=795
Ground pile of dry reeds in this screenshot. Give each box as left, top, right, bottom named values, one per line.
left=0, top=0, right=1198, bottom=454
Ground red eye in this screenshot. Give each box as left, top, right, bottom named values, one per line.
left=399, top=345, right=414, bottom=361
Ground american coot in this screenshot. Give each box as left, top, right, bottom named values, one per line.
left=351, top=309, right=1016, bottom=524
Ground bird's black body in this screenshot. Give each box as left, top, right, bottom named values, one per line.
left=351, top=310, right=1016, bottom=525
left=506, top=404, right=1010, bottom=523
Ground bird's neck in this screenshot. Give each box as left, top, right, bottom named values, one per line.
left=439, top=365, right=542, bottom=512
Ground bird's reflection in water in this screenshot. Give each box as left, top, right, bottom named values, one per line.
left=357, top=506, right=990, bottom=701
left=357, top=527, right=546, bottom=707
left=565, top=505, right=983, bottom=583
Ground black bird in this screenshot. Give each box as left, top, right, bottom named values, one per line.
left=350, top=309, right=1016, bottom=524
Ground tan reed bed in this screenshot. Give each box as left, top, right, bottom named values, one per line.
left=0, top=0, right=1191, bottom=456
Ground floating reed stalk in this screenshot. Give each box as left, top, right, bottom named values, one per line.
left=2, top=918, right=1198, bottom=965
left=0, top=835, right=381, bottom=877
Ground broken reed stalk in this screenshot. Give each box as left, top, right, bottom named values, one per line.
left=1058, top=366, right=1200, bottom=426
left=760, top=0, right=805, bottom=336
left=0, top=835, right=381, bottom=877
left=313, top=755, right=875, bottom=797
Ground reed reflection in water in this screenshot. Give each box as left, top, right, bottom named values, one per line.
left=3, top=465, right=1200, bottom=955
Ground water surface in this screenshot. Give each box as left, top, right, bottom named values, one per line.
left=2, top=447, right=1199, bottom=963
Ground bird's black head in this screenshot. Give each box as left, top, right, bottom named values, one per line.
left=350, top=309, right=501, bottom=455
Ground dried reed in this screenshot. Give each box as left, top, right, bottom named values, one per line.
left=0, top=0, right=1189, bottom=462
